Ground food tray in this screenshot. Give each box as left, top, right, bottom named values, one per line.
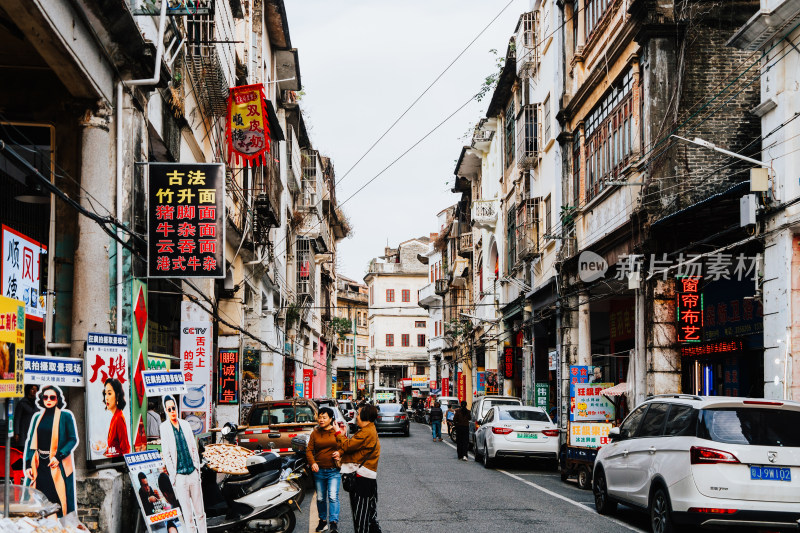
left=202, top=443, right=254, bottom=475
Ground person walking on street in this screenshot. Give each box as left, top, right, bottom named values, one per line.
left=429, top=401, right=443, bottom=442
left=446, top=402, right=456, bottom=437
left=453, top=401, right=470, bottom=461
left=333, top=405, right=381, bottom=533
left=307, top=407, right=344, bottom=532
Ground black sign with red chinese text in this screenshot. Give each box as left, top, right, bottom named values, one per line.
left=217, top=349, right=239, bottom=404
left=677, top=276, right=703, bottom=342
left=147, top=163, right=225, bottom=278
left=503, top=347, right=514, bottom=379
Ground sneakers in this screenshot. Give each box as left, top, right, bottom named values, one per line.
left=330, top=522, right=338, bottom=532
left=315, top=520, right=328, bottom=532
left=461, top=456, right=468, bottom=461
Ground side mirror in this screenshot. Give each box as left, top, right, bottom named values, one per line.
left=608, top=427, right=622, bottom=442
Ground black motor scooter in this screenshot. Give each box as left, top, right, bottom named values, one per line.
left=199, top=423, right=306, bottom=533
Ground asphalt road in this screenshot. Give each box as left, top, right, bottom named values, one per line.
left=296, top=421, right=650, bottom=533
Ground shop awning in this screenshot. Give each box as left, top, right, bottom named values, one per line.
left=600, top=382, right=629, bottom=398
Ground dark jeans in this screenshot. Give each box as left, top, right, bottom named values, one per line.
left=455, top=426, right=469, bottom=458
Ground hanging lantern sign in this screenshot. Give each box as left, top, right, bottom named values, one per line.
left=226, top=84, right=271, bottom=167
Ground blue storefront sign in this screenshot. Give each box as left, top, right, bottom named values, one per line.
left=24, top=355, right=84, bottom=386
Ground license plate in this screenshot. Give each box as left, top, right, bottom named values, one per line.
left=516, top=432, right=539, bottom=439
left=750, top=466, right=791, bottom=482
left=382, top=416, right=394, bottom=421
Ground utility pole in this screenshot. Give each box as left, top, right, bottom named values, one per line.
left=351, top=304, right=357, bottom=397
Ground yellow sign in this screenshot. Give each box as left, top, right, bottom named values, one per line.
left=0, top=296, right=25, bottom=398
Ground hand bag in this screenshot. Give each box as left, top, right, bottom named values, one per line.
left=341, top=445, right=376, bottom=492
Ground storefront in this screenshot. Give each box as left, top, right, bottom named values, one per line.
left=680, top=278, right=764, bottom=397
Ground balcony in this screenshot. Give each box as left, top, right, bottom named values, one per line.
left=472, top=199, right=498, bottom=229
left=418, top=282, right=442, bottom=308
left=252, top=165, right=282, bottom=239
left=516, top=104, right=542, bottom=170
left=428, top=336, right=448, bottom=353
left=557, top=235, right=577, bottom=263
left=286, top=126, right=302, bottom=194
left=434, top=279, right=449, bottom=296
left=458, top=232, right=473, bottom=258
left=296, top=238, right=316, bottom=309
left=299, top=217, right=332, bottom=254
left=515, top=11, right=540, bottom=79
left=299, top=150, right=322, bottom=212
left=186, top=15, right=231, bottom=118
left=516, top=198, right=541, bottom=262
left=472, top=127, right=494, bottom=152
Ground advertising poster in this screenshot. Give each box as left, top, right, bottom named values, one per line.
left=411, top=375, right=427, bottom=389
left=124, top=450, right=188, bottom=533
left=86, top=332, right=131, bottom=460
left=0, top=296, right=24, bottom=398
left=570, top=383, right=615, bottom=422
left=147, top=163, right=225, bottom=279
left=476, top=372, right=485, bottom=394
left=440, top=377, right=449, bottom=396
left=569, top=422, right=613, bottom=448
left=457, top=372, right=466, bottom=402
left=24, top=354, right=84, bottom=387
left=179, top=301, right=212, bottom=436
left=22, top=385, right=79, bottom=519
left=2, top=225, right=46, bottom=321
left=484, top=371, right=498, bottom=395
left=226, top=84, right=272, bottom=166
left=217, top=349, right=239, bottom=404
left=356, top=378, right=365, bottom=391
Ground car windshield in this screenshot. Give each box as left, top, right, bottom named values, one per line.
left=250, top=404, right=316, bottom=425
left=483, top=399, right=519, bottom=415
left=379, top=404, right=402, bottom=413
left=499, top=410, right=549, bottom=422
left=698, top=408, right=800, bottom=447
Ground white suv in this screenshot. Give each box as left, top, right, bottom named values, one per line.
left=593, top=395, right=800, bottom=532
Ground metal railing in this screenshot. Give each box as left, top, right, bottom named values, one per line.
left=459, top=232, right=473, bottom=256
left=185, top=14, right=230, bottom=118
left=516, top=198, right=541, bottom=261
left=515, top=11, right=539, bottom=79
left=517, top=104, right=542, bottom=170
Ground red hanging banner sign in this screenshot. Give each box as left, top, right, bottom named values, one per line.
left=226, top=83, right=271, bottom=167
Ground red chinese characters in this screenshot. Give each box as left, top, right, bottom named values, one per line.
left=677, top=277, right=703, bottom=342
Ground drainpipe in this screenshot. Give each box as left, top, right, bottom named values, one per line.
left=114, top=0, right=169, bottom=333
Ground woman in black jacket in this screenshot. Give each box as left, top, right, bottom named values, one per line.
left=452, top=401, right=471, bottom=460
left=429, top=401, right=444, bottom=442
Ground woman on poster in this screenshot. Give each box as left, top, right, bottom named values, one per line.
left=104, top=377, right=130, bottom=457
left=23, top=385, right=79, bottom=519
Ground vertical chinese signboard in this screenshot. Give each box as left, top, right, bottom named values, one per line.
left=0, top=296, right=24, bottom=397
left=179, top=301, right=212, bottom=435
left=503, top=346, right=514, bottom=379
left=534, top=382, right=549, bottom=409
left=457, top=372, right=466, bottom=402
left=677, top=276, right=703, bottom=342
left=226, top=84, right=271, bottom=166
left=86, top=333, right=131, bottom=460
left=147, top=163, right=225, bottom=279
left=302, top=369, right=313, bottom=399
left=2, top=226, right=46, bottom=321
left=217, top=349, right=239, bottom=404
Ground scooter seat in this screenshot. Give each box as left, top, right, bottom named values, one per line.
left=223, top=469, right=281, bottom=499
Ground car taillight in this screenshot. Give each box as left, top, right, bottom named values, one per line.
left=492, top=427, right=513, bottom=435
left=542, top=429, right=560, bottom=437
left=688, top=508, right=737, bottom=514
left=475, top=422, right=480, bottom=430
left=690, top=446, right=740, bottom=465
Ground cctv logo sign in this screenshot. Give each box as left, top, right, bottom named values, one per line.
left=578, top=251, right=608, bottom=283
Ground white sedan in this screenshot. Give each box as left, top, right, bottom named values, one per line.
left=474, top=405, right=560, bottom=468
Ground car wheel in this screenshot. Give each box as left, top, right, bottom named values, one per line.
left=404, top=426, right=410, bottom=437
left=474, top=440, right=483, bottom=462
left=577, top=466, right=592, bottom=490
left=650, top=486, right=674, bottom=533
left=593, top=468, right=617, bottom=515
left=482, top=444, right=493, bottom=469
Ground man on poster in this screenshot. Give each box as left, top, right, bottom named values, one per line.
left=160, top=395, right=206, bottom=533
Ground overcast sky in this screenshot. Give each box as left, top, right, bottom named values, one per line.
left=284, top=0, right=526, bottom=282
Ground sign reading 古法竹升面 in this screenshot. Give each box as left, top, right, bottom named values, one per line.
left=147, top=163, right=225, bottom=279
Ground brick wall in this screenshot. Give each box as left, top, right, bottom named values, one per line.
left=641, top=0, right=760, bottom=220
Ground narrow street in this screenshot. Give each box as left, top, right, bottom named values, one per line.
left=297, top=421, right=648, bottom=533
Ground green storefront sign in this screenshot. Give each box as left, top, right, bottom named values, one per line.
left=535, top=382, right=549, bottom=409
